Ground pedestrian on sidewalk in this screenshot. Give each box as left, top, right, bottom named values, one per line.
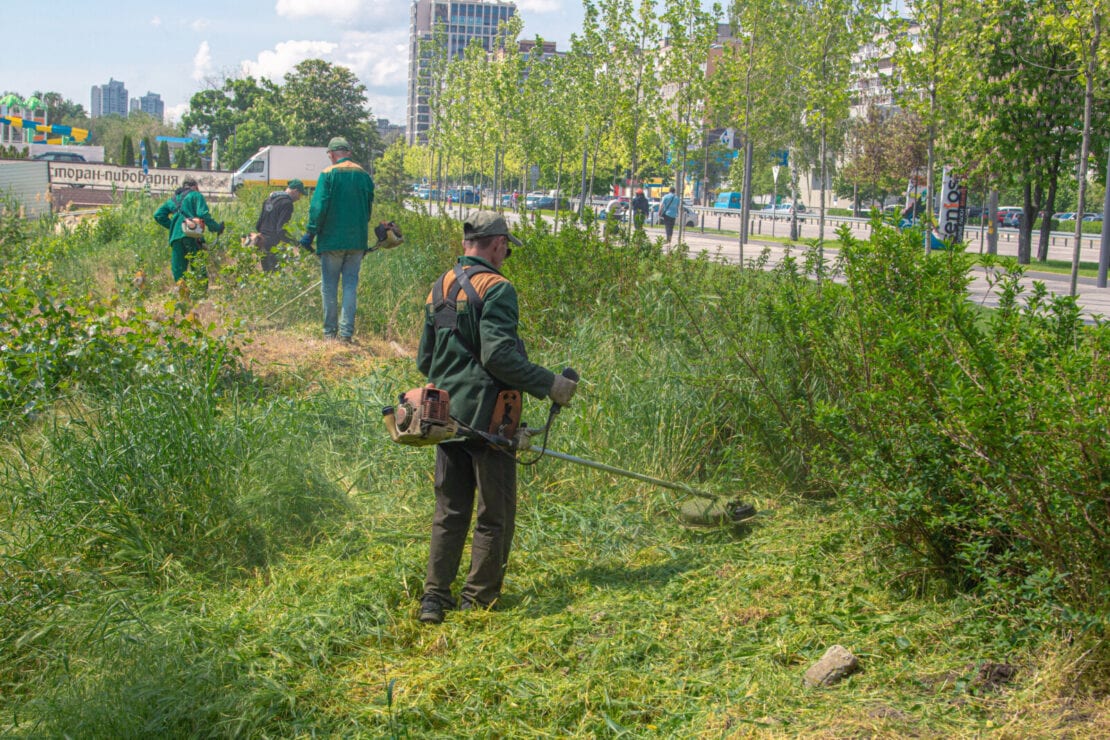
left=660, top=187, right=679, bottom=243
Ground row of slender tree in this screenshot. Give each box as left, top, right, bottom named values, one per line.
left=14, top=1, right=1105, bottom=279
left=409, top=0, right=1106, bottom=274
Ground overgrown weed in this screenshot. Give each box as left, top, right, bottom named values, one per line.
left=2, top=202, right=1107, bottom=736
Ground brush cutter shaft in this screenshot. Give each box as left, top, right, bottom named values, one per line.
left=526, top=446, right=718, bottom=501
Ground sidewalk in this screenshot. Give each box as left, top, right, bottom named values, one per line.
left=669, top=228, right=1110, bottom=324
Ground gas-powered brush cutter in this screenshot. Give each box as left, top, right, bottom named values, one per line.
left=382, top=370, right=756, bottom=527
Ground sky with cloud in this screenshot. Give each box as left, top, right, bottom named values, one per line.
left=5, top=0, right=592, bottom=126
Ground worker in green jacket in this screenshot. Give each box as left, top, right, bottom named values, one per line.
left=153, top=178, right=224, bottom=283
left=415, top=210, right=578, bottom=624
left=299, top=137, right=375, bottom=342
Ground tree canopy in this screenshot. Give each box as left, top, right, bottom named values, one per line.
left=182, top=60, right=380, bottom=171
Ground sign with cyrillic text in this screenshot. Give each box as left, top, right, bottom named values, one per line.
left=48, top=163, right=231, bottom=195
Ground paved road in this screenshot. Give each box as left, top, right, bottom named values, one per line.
left=669, top=222, right=1110, bottom=323
left=427, top=199, right=1110, bottom=323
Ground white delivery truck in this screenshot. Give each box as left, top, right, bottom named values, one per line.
left=230, top=145, right=329, bottom=191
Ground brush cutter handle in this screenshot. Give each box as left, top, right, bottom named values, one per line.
left=548, top=367, right=579, bottom=412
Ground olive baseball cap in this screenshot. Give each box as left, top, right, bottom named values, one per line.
left=288, top=179, right=306, bottom=194
left=327, top=136, right=351, bottom=152
left=463, top=210, right=522, bottom=246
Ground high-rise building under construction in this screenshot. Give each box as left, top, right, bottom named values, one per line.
left=407, top=0, right=517, bottom=145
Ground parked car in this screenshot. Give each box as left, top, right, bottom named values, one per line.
left=1082, top=213, right=1103, bottom=222
left=1000, top=210, right=1023, bottom=228
left=773, top=203, right=806, bottom=216
left=649, top=200, right=697, bottom=227
left=446, top=187, right=480, bottom=205
left=995, top=206, right=1022, bottom=225
left=525, top=192, right=557, bottom=210
left=1054, top=212, right=1075, bottom=222
left=33, top=151, right=86, bottom=163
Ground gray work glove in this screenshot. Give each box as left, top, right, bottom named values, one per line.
left=548, top=373, right=578, bottom=407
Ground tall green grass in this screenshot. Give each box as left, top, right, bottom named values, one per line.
left=2, top=200, right=1108, bottom=736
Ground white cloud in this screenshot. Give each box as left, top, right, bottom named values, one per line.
left=150, top=16, right=162, bottom=27
left=334, top=30, right=408, bottom=88
left=166, top=103, right=189, bottom=125
left=274, top=0, right=392, bottom=24
left=240, top=40, right=339, bottom=81
left=517, top=0, right=564, bottom=12
left=366, top=93, right=404, bottom=124
left=190, top=19, right=211, bottom=32
left=192, top=41, right=214, bottom=82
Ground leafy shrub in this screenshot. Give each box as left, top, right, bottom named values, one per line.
left=699, top=220, right=1109, bottom=625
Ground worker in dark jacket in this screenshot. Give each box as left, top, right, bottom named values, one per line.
left=299, top=137, right=375, bottom=341
left=153, top=178, right=224, bottom=283
left=415, top=210, right=578, bottom=624
left=254, top=179, right=306, bottom=272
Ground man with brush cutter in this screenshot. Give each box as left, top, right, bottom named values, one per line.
left=415, top=211, right=577, bottom=624
left=251, top=179, right=306, bottom=272
left=153, top=177, right=225, bottom=288
left=298, top=136, right=375, bottom=342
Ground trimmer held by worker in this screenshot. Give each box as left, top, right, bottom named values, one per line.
left=401, top=210, right=582, bottom=625
left=383, top=370, right=757, bottom=528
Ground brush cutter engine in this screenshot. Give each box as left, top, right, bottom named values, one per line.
left=382, top=373, right=756, bottom=526
left=382, top=384, right=458, bottom=446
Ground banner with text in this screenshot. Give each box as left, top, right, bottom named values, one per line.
left=48, top=163, right=231, bottom=196
left=938, top=167, right=968, bottom=243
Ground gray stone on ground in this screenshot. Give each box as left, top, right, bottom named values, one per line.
left=804, top=644, right=859, bottom=688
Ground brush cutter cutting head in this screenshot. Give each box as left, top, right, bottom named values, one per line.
left=679, top=499, right=757, bottom=527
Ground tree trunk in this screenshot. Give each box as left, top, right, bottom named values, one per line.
left=1037, top=151, right=1061, bottom=262
left=987, top=189, right=999, bottom=255
left=1071, top=11, right=1100, bottom=297
left=1019, top=180, right=1032, bottom=264
left=578, top=128, right=589, bottom=218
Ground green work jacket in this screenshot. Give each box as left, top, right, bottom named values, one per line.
left=306, top=157, right=374, bottom=253
left=417, top=255, right=554, bottom=433
left=153, top=189, right=221, bottom=243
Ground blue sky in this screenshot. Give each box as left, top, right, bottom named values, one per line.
left=5, top=1, right=905, bottom=128
left=4, top=0, right=591, bottom=125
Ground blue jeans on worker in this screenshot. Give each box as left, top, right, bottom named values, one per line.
left=319, top=249, right=365, bottom=338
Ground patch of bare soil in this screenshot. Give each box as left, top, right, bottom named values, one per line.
left=133, top=286, right=417, bottom=388
left=236, top=327, right=413, bottom=387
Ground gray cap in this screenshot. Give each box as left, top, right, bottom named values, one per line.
left=327, top=136, right=351, bottom=152
left=463, top=210, right=521, bottom=246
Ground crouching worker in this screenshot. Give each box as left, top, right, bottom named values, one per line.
left=416, top=211, right=578, bottom=624
left=253, top=179, right=306, bottom=272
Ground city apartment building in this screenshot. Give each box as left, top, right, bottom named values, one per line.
left=90, top=78, right=128, bottom=118
left=129, top=91, right=165, bottom=122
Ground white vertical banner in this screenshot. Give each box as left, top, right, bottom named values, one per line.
left=938, top=167, right=968, bottom=243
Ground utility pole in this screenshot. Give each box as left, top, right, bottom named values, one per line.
left=1101, top=145, right=1110, bottom=288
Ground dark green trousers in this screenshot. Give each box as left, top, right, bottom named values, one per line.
left=425, top=441, right=517, bottom=608
left=170, top=237, right=207, bottom=282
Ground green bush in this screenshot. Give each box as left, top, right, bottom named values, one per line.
left=701, top=221, right=1109, bottom=624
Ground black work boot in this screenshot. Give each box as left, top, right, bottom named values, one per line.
left=418, top=595, right=447, bottom=624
